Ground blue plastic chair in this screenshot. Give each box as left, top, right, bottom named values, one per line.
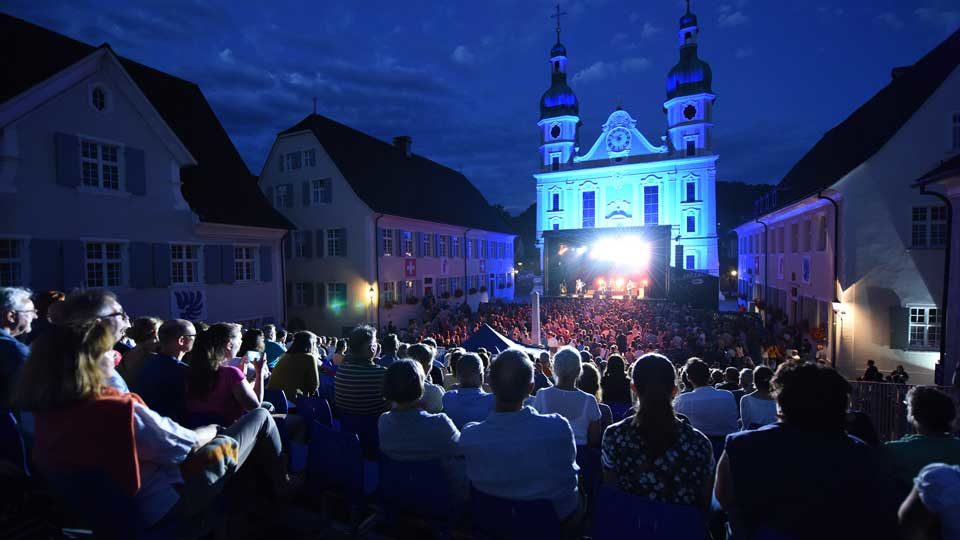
left=470, top=486, right=561, bottom=540
left=308, top=421, right=375, bottom=535
left=263, top=388, right=291, bottom=414
left=379, top=456, right=457, bottom=536
left=296, top=396, right=333, bottom=428
left=319, top=374, right=336, bottom=402
left=338, top=413, right=381, bottom=460
left=592, top=484, right=706, bottom=540
left=707, top=435, right=727, bottom=463
left=576, top=445, right=602, bottom=514
left=0, top=409, right=29, bottom=475
left=606, top=401, right=632, bottom=421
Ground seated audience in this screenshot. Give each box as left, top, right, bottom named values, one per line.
left=602, top=353, right=714, bottom=511
left=674, top=358, right=739, bottom=438
left=861, top=359, right=884, bottom=382
left=739, top=365, right=777, bottom=430
left=376, top=333, right=400, bottom=368
left=0, top=287, right=37, bottom=406
left=186, top=323, right=264, bottom=425
left=334, top=325, right=388, bottom=416
left=134, top=319, right=195, bottom=421
left=331, top=339, right=346, bottom=366
left=117, top=316, right=161, bottom=387
left=600, top=354, right=631, bottom=406
left=888, top=365, right=909, bottom=384
left=715, top=361, right=899, bottom=539
left=534, top=351, right=554, bottom=393
left=576, top=362, right=612, bottom=433
left=442, top=353, right=494, bottom=429
left=267, top=331, right=320, bottom=399
left=21, top=289, right=64, bottom=345
left=408, top=343, right=444, bottom=413
left=739, top=368, right=755, bottom=394
left=898, top=463, right=960, bottom=540
left=532, top=346, right=602, bottom=448
left=883, top=386, right=960, bottom=496
left=262, top=324, right=287, bottom=369
left=442, top=349, right=462, bottom=389
left=231, top=329, right=269, bottom=382
left=421, top=337, right=445, bottom=386
left=459, top=349, right=581, bottom=530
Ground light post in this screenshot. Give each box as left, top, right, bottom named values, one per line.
left=368, top=285, right=376, bottom=327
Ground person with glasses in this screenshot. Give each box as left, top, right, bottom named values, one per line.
left=0, top=286, right=37, bottom=406
left=133, top=319, right=196, bottom=422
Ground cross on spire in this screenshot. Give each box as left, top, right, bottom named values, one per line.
left=685, top=0, right=691, bottom=13
left=550, top=2, right=566, bottom=43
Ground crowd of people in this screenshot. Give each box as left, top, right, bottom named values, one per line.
left=1, top=285, right=959, bottom=539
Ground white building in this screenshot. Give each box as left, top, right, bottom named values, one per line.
left=735, top=28, right=960, bottom=384
left=0, top=14, right=291, bottom=326
left=534, top=3, right=718, bottom=276
left=259, top=114, right=515, bottom=337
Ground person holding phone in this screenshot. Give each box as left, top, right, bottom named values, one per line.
left=186, top=323, right=265, bottom=425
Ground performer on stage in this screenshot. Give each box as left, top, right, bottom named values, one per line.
left=626, top=280, right=635, bottom=298
left=559, top=280, right=568, bottom=295
left=575, top=278, right=585, bottom=296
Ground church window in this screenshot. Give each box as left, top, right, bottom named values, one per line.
left=552, top=223, right=560, bottom=231
left=582, top=192, right=595, bottom=228
left=686, top=215, right=696, bottom=233
left=685, top=182, right=696, bottom=202
left=551, top=155, right=561, bottom=171
left=551, top=192, right=561, bottom=212
left=551, top=124, right=561, bottom=139
left=686, top=140, right=696, bottom=156
left=643, top=186, right=659, bottom=225
left=554, top=60, right=560, bottom=72
left=683, top=104, right=696, bottom=120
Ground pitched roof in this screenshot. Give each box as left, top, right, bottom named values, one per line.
left=762, top=27, right=960, bottom=214
left=915, top=153, right=960, bottom=185
left=0, top=13, right=292, bottom=230
left=280, top=114, right=513, bottom=234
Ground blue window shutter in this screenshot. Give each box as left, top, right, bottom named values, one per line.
left=130, top=242, right=153, bottom=288
left=29, top=239, right=62, bottom=292
left=283, top=235, right=292, bottom=259
left=285, top=183, right=294, bottom=208
left=259, top=246, right=273, bottom=282
left=266, top=186, right=274, bottom=208
left=286, top=282, right=293, bottom=304
left=204, top=245, right=222, bottom=284
left=302, top=230, right=313, bottom=258
left=304, top=283, right=314, bottom=306
left=415, top=232, right=423, bottom=257
left=278, top=157, right=283, bottom=172
left=55, top=133, right=81, bottom=187
left=124, top=147, right=146, bottom=195
left=323, top=179, right=332, bottom=203
left=153, top=244, right=171, bottom=287
left=62, top=240, right=83, bottom=290
left=315, top=229, right=325, bottom=258
left=890, top=307, right=909, bottom=350
left=340, top=228, right=348, bottom=257
left=302, top=181, right=311, bottom=206
left=395, top=230, right=403, bottom=254
left=220, top=245, right=235, bottom=284
left=433, top=234, right=440, bottom=257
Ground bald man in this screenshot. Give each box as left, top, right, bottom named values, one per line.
left=458, top=349, right=582, bottom=532
left=134, top=319, right=196, bottom=422
left=442, top=353, right=494, bottom=429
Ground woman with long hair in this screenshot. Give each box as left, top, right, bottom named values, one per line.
left=185, top=323, right=264, bottom=425
left=577, top=362, right=613, bottom=434
left=600, top=353, right=714, bottom=511
left=229, top=328, right=269, bottom=382
left=267, top=331, right=320, bottom=399
left=600, top=354, right=631, bottom=405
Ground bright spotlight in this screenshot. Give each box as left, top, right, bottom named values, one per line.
left=590, top=235, right=650, bottom=267
left=615, top=277, right=625, bottom=288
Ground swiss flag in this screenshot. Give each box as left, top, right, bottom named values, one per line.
left=404, top=258, right=417, bottom=277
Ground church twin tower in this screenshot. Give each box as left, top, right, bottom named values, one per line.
left=534, top=1, right=719, bottom=277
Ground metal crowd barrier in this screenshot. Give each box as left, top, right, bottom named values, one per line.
left=849, top=381, right=960, bottom=443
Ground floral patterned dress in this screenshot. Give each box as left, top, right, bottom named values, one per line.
left=601, top=417, right=714, bottom=505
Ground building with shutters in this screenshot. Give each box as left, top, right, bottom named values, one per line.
left=735, top=28, right=960, bottom=385
left=534, top=2, right=719, bottom=277
left=259, top=114, right=516, bottom=336
left=0, top=14, right=292, bottom=326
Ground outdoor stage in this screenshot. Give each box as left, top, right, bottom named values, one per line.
left=541, top=225, right=673, bottom=301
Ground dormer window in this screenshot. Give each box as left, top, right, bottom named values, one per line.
left=90, top=85, right=108, bottom=112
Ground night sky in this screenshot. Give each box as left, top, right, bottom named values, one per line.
left=7, top=0, right=959, bottom=212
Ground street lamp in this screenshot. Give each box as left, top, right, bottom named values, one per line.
left=368, top=285, right=375, bottom=304
left=730, top=269, right=738, bottom=277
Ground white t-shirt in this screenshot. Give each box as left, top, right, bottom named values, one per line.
left=532, top=387, right=601, bottom=446
left=739, top=392, right=778, bottom=429
left=422, top=381, right=445, bottom=414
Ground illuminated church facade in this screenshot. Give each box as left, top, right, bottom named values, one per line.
left=534, top=2, right=719, bottom=276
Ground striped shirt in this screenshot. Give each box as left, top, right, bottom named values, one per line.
left=334, top=359, right=388, bottom=415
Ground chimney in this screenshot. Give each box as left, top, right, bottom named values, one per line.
left=393, top=135, right=412, bottom=157
left=891, top=66, right=910, bottom=80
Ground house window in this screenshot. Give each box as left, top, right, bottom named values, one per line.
left=303, top=149, right=317, bottom=167
left=326, top=229, right=344, bottom=257
left=582, top=191, right=596, bottom=228
left=686, top=215, right=696, bottom=233
left=818, top=215, right=828, bottom=251
left=686, top=140, right=696, bottom=156
left=170, top=244, right=201, bottom=284
left=451, top=236, right=460, bottom=257
left=685, top=182, right=696, bottom=202
left=85, top=242, right=124, bottom=287
left=294, top=283, right=308, bottom=306
left=551, top=192, right=561, bottom=211
left=235, top=246, right=257, bottom=281
left=274, top=184, right=291, bottom=208
left=466, top=239, right=473, bottom=258
left=91, top=86, right=107, bottom=111
left=953, top=112, right=960, bottom=150
left=438, top=277, right=450, bottom=295
left=439, top=235, right=449, bottom=257
left=422, top=234, right=434, bottom=257
left=0, top=239, right=24, bottom=286
left=382, top=281, right=396, bottom=303
left=311, top=179, right=332, bottom=204
left=382, top=229, right=394, bottom=256
left=293, top=231, right=307, bottom=258
left=909, top=306, right=940, bottom=349
left=327, top=282, right=347, bottom=307
left=802, top=220, right=812, bottom=252
left=644, top=186, right=659, bottom=225
left=400, top=231, right=413, bottom=256
left=912, top=206, right=948, bottom=247
left=81, top=139, right=121, bottom=190
left=790, top=223, right=799, bottom=253
left=686, top=254, right=695, bottom=269
left=285, top=152, right=302, bottom=170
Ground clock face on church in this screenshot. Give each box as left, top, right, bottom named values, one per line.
left=606, top=127, right=630, bottom=153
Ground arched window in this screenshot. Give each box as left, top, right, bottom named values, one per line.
left=91, top=86, right=107, bottom=111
